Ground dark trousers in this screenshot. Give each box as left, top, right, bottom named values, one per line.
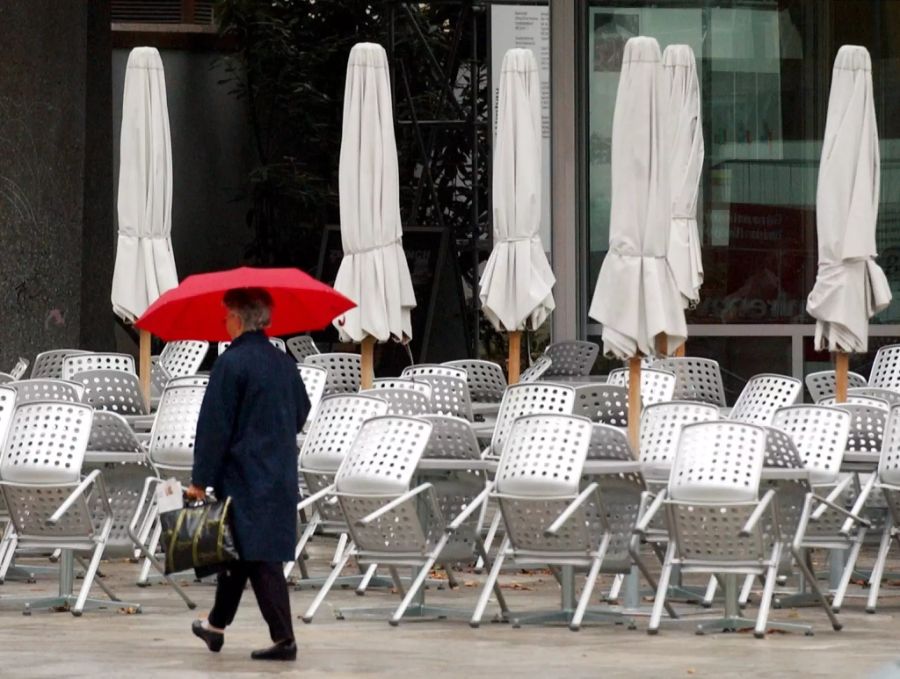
left=208, top=561, right=294, bottom=643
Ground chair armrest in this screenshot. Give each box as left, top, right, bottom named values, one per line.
left=448, top=484, right=492, bottom=532
left=128, top=475, right=163, bottom=534
left=739, top=489, right=776, bottom=537
left=811, top=475, right=853, bottom=521
left=297, top=484, right=336, bottom=513
left=545, top=483, right=599, bottom=536
left=634, top=489, right=666, bottom=536
left=47, top=469, right=104, bottom=526
left=356, top=483, right=433, bottom=527
left=841, top=473, right=877, bottom=535
left=810, top=493, right=871, bottom=528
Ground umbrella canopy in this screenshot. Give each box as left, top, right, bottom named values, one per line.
left=807, top=45, right=891, bottom=353
left=479, top=48, right=555, bottom=332
left=111, top=47, right=178, bottom=322
left=588, top=37, right=686, bottom=359
left=662, top=45, right=704, bottom=309
left=135, top=267, right=355, bottom=342
left=332, top=43, right=416, bottom=343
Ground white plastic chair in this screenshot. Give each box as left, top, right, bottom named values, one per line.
left=287, top=335, right=320, bottom=362
left=71, top=369, right=149, bottom=415
left=305, top=353, right=362, bottom=396
left=297, top=364, right=328, bottom=421
left=31, top=349, right=89, bottom=379
left=11, top=379, right=85, bottom=404
left=869, top=344, right=900, bottom=390
left=806, top=370, right=868, bottom=402
left=363, top=386, right=432, bottom=416
left=402, top=365, right=474, bottom=420
left=571, top=383, right=629, bottom=427
left=484, top=383, right=577, bottom=459
left=520, top=355, right=552, bottom=383
left=543, top=340, right=599, bottom=377
left=607, top=367, right=676, bottom=406
left=61, top=353, right=135, bottom=382
left=729, top=374, right=802, bottom=425
left=444, top=360, right=507, bottom=403
left=151, top=340, right=209, bottom=404
left=8, top=357, right=28, bottom=381
left=655, top=357, right=727, bottom=407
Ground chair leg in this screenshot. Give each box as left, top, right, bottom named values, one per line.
left=739, top=574, right=756, bottom=606
left=702, top=575, right=717, bottom=607
left=648, top=541, right=677, bottom=634
left=867, top=520, right=893, bottom=614
left=471, top=537, right=508, bottom=628
left=73, top=526, right=111, bottom=616
left=791, top=544, right=842, bottom=631
left=832, top=531, right=865, bottom=613
left=390, top=539, right=449, bottom=626
left=0, top=525, right=18, bottom=584
left=332, top=533, right=349, bottom=567
left=477, top=510, right=503, bottom=572
left=74, top=556, right=118, bottom=602
left=754, top=543, right=782, bottom=638
left=571, top=556, right=603, bottom=631
left=137, top=521, right=161, bottom=585
left=355, top=564, right=379, bottom=595
left=630, top=543, right=678, bottom=619
left=607, top=573, right=624, bottom=602
left=284, top=513, right=319, bottom=579
left=303, top=551, right=352, bottom=623
left=473, top=535, right=509, bottom=616
left=127, top=522, right=196, bottom=609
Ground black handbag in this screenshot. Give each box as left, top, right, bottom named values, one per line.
left=159, top=496, right=239, bottom=575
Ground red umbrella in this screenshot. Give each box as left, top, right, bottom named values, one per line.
left=135, top=266, right=356, bottom=341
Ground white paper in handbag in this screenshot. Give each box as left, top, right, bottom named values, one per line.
left=155, top=477, right=184, bottom=513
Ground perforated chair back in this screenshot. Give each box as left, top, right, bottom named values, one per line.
left=420, top=415, right=482, bottom=460
left=61, top=353, right=135, bottom=382
left=520, top=355, right=552, bottom=383
left=729, top=373, right=802, bottom=425
left=836, top=401, right=889, bottom=455
left=879, top=405, right=900, bottom=485
left=31, top=349, right=89, bottom=379
left=654, top=357, right=727, bottom=406
left=639, top=401, right=720, bottom=481
left=870, top=344, right=900, bottom=390
left=772, top=405, right=850, bottom=485
left=167, top=374, right=210, bottom=389
left=87, top=411, right=145, bottom=455
left=159, top=340, right=209, bottom=377
left=445, top=359, right=507, bottom=403
left=361, top=387, right=431, bottom=416
left=9, top=358, right=28, bottom=381
left=148, top=384, right=207, bottom=472
left=305, top=353, right=362, bottom=395
left=218, top=338, right=284, bottom=355
left=571, top=383, right=629, bottom=426
left=763, top=425, right=805, bottom=470
left=1, top=401, right=93, bottom=484
left=287, top=335, right=320, bottom=362
left=298, top=364, right=328, bottom=417
left=843, top=387, right=900, bottom=407
left=335, top=416, right=432, bottom=495
left=495, top=414, right=592, bottom=497
left=0, top=402, right=94, bottom=542
left=543, top=341, right=599, bottom=377
left=372, top=378, right=433, bottom=397
left=71, top=370, right=148, bottom=415
left=12, top=379, right=85, bottom=404
left=668, top=421, right=767, bottom=502
left=607, top=367, right=676, bottom=406
left=494, top=414, right=596, bottom=553
left=401, top=365, right=473, bottom=420
left=588, top=423, right=634, bottom=461
left=806, top=370, right=868, bottom=402
left=299, top=394, right=389, bottom=473
left=0, top=386, right=17, bottom=449
left=488, top=383, right=576, bottom=458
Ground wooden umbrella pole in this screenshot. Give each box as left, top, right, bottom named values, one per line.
left=508, top=331, right=522, bottom=385
left=674, top=343, right=686, bottom=357
left=835, top=351, right=849, bottom=404
left=360, top=335, right=376, bottom=390
left=139, top=329, right=152, bottom=409
left=627, top=355, right=641, bottom=457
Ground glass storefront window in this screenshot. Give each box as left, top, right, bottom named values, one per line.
left=584, top=1, right=900, bottom=383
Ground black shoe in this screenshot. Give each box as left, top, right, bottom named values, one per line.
left=251, top=640, right=297, bottom=661
left=192, top=619, right=224, bottom=653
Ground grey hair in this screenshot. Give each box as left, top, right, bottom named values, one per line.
left=223, top=287, right=273, bottom=331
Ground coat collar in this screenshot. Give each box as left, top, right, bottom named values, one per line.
left=230, top=329, right=268, bottom=348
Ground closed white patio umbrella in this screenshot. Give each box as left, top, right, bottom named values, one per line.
left=662, top=44, right=704, bottom=313
left=111, top=47, right=178, bottom=403
left=807, top=45, right=891, bottom=401
left=333, top=43, right=416, bottom=388
left=589, top=37, right=686, bottom=451
left=480, top=48, right=555, bottom=384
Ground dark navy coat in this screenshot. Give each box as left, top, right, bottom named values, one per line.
left=192, top=330, right=310, bottom=563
